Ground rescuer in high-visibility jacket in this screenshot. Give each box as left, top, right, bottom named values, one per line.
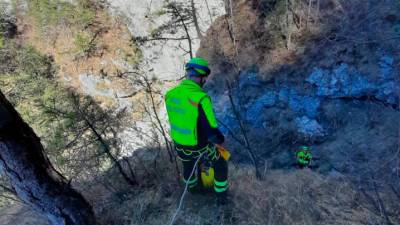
left=165, top=57, right=228, bottom=198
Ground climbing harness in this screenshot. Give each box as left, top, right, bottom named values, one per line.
left=175, top=144, right=218, bottom=161
left=176, top=144, right=230, bottom=188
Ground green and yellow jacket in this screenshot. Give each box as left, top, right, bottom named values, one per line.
left=165, top=79, right=224, bottom=150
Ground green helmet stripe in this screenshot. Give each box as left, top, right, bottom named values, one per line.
left=185, top=57, right=210, bottom=76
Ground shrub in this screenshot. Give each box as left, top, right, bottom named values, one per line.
left=19, top=45, right=57, bottom=78
left=26, top=0, right=96, bottom=32
left=74, top=32, right=95, bottom=56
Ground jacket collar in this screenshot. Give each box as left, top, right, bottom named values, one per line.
left=181, top=79, right=203, bottom=90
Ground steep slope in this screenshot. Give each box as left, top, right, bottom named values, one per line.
left=0, top=1, right=399, bottom=225
left=198, top=0, right=399, bottom=175
left=195, top=0, right=399, bottom=222
left=94, top=1, right=399, bottom=224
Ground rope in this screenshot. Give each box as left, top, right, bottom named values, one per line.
left=167, top=151, right=205, bottom=225
left=167, top=3, right=236, bottom=225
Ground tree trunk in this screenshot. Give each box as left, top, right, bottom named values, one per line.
left=190, top=0, right=203, bottom=39
left=224, top=0, right=231, bottom=16
left=0, top=91, right=97, bottom=225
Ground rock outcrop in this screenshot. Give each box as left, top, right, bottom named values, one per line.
left=199, top=0, right=400, bottom=177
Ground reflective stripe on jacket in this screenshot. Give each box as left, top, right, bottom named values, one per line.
left=165, top=79, right=223, bottom=148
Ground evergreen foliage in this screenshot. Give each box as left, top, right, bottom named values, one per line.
left=0, top=38, right=125, bottom=180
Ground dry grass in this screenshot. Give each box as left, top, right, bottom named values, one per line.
left=2, top=148, right=398, bottom=225
left=87, top=149, right=399, bottom=225
left=15, top=2, right=140, bottom=95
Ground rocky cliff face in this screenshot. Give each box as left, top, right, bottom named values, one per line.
left=198, top=0, right=400, bottom=180
left=108, top=0, right=226, bottom=80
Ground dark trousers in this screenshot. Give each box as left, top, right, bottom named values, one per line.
left=176, top=145, right=228, bottom=193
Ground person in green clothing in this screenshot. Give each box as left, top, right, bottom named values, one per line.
left=296, top=146, right=313, bottom=168
left=165, top=57, right=228, bottom=202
